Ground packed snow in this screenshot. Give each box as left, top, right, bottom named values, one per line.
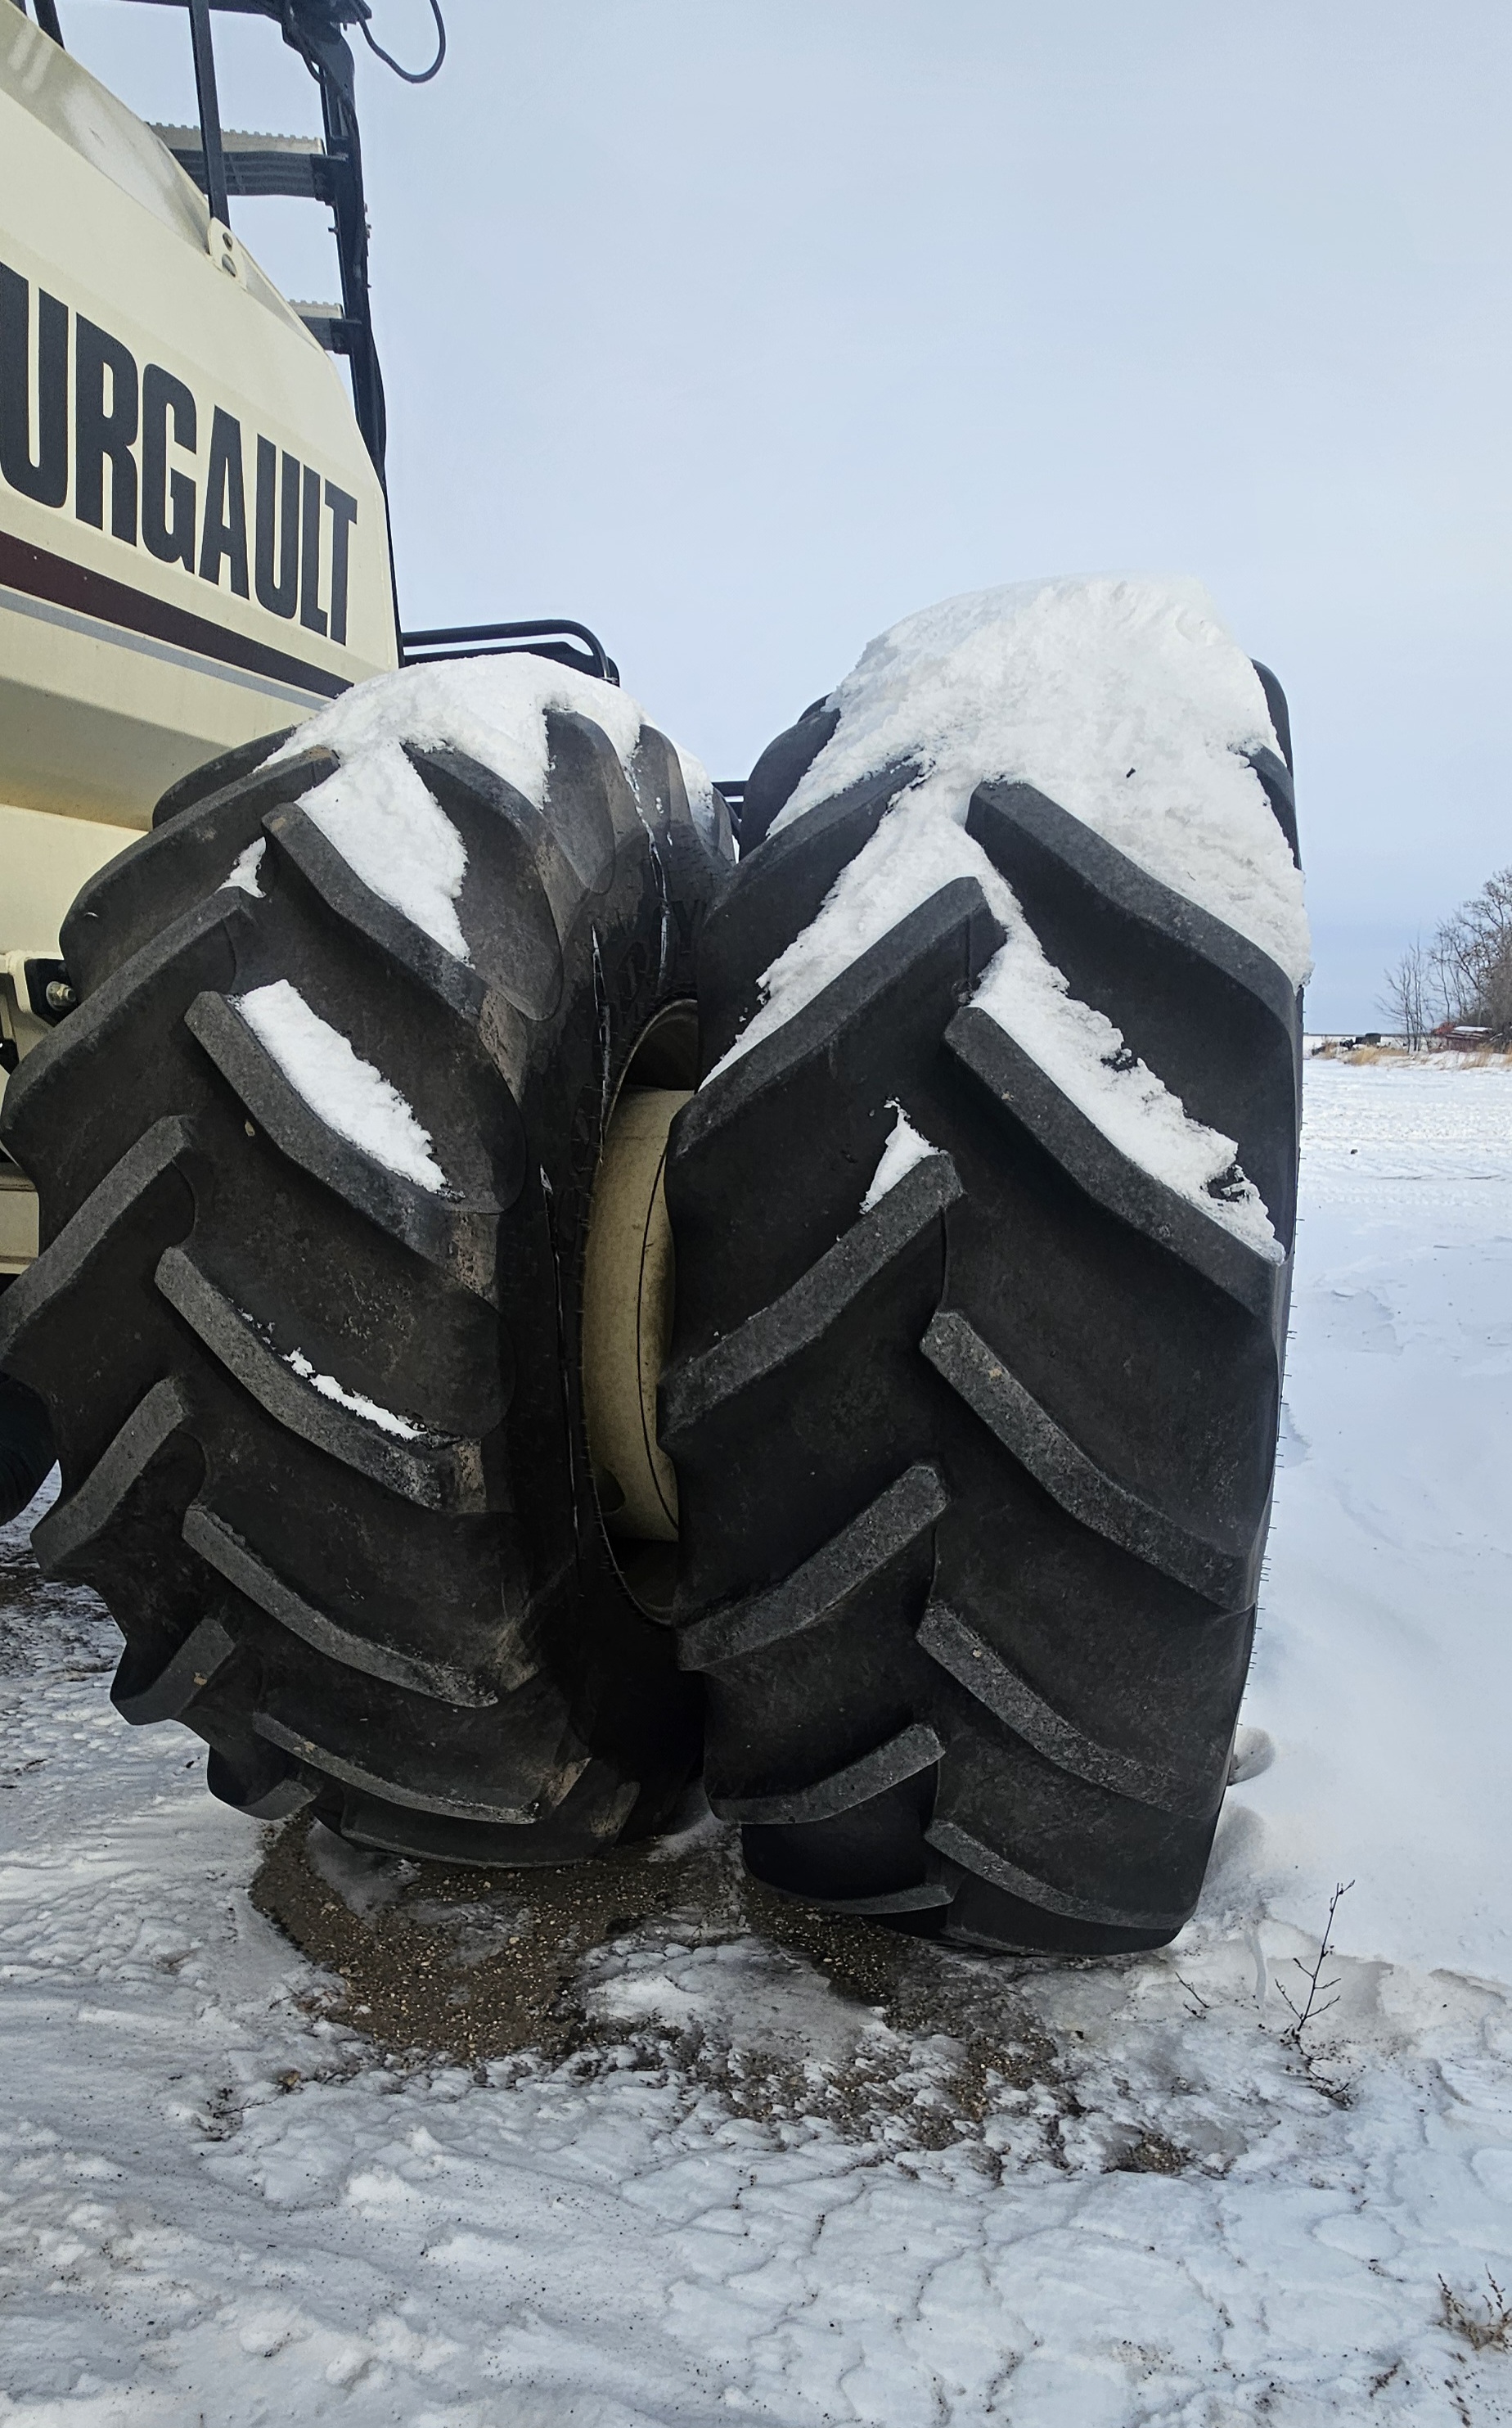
left=714, top=581, right=1304, bottom=1253
left=1, top=1059, right=1510, bottom=2424
left=971, top=919, right=1280, bottom=1259
left=776, top=577, right=1311, bottom=985
left=220, top=839, right=266, bottom=899
left=269, top=655, right=719, bottom=929
left=861, top=1103, right=939, bottom=1212
left=273, top=654, right=648, bottom=814
left=299, top=742, right=470, bottom=964
left=1227, top=1059, right=1512, bottom=1983
left=720, top=759, right=1282, bottom=1256
left=236, top=981, right=446, bottom=1193
left=281, top=1348, right=421, bottom=1444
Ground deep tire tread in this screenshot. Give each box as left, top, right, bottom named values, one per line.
left=677, top=1462, right=947, bottom=1669
left=920, top=1308, right=1255, bottom=1609
left=662, top=1153, right=962, bottom=1443
left=709, top=1720, right=945, bottom=1823
left=4, top=709, right=731, bottom=1862
left=668, top=712, right=1303, bottom=1952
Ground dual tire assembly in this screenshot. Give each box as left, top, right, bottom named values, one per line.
left=0, top=677, right=1302, bottom=1953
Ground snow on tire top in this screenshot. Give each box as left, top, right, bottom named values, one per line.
left=719, top=578, right=1307, bottom=1256
left=776, top=574, right=1311, bottom=988
left=269, top=656, right=720, bottom=961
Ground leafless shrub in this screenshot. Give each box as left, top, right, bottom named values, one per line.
left=1439, top=2270, right=1512, bottom=2354
left=1436, top=868, right=1512, bottom=1034
left=1380, top=940, right=1433, bottom=1045
left=1278, top=1879, right=1353, bottom=2043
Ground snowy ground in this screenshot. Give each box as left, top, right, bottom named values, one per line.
left=2, top=1060, right=1511, bottom=2426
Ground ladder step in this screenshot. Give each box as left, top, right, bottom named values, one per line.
left=151, top=124, right=335, bottom=202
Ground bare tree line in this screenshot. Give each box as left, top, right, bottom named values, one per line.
left=1382, top=866, right=1512, bottom=1043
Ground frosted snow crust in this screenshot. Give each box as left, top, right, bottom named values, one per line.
left=238, top=980, right=446, bottom=1193
left=722, top=579, right=1307, bottom=1255
left=776, top=574, right=1310, bottom=985
left=272, top=656, right=718, bottom=960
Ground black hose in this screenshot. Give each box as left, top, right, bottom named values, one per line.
left=360, top=0, right=444, bottom=83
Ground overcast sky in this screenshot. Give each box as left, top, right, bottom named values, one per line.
left=65, top=0, right=1510, bottom=1027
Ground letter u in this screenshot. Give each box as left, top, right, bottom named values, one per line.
left=254, top=435, right=299, bottom=618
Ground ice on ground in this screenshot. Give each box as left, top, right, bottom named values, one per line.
left=282, top=1347, right=421, bottom=1443
left=861, top=1102, right=938, bottom=1210
left=1, top=1059, right=1510, bottom=2424
left=778, top=574, right=1311, bottom=984
left=237, top=980, right=446, bottom=1192
left=1225, top=1058, right=1512, bottom=1983
left=221, top=838, right=266, bottom=898
left=271, top=655, right=718, bottom=925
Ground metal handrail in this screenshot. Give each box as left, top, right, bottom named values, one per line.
left=401, top=619, right=619, bottom=685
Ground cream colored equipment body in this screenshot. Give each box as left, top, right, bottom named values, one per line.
left=0, top=7, right=396, bottom=1273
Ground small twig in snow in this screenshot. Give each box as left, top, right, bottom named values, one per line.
left=1173, top=1971, right=1209, bottom=2019
left=1278, top=1879, right=1354, bottom=2044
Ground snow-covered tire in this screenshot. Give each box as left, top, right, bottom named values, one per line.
left=663, top=682, right=1302, bottom=1953
left=0, top=694, right=733, bottom=1861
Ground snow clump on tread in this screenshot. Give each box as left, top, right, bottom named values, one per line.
left=776, top=574, right=1310, bottom=982
left=861, top=1104, right=938, bottom=1213
left=281, top=1347, right=422, bottom=1441
left=719, top=577, right=1306, bottom=1258
left=298, top=741, right=471, bottom=963
left=272, top=652, right=715, bottom=830
left=269, top=655, right=720, bottom=962
left=220, top=838, right=265, bottom=898
left=238, top=980, right=447, bottom=1191
left=972, top=924, right=1282, bottom=1259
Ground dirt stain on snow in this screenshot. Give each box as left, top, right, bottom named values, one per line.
left=251, top=1809, right=1076, bottom=2155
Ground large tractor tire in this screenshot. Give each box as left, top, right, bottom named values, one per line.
left=663, top=676, right=1302, bottom=1953
left=0, top=686, right=733, bottom=1861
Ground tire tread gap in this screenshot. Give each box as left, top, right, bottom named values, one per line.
left=677, top=1461, right=948, bottom=1668
left=182, top=1502, right=506, bottom=1708
left=709, top=1720, right=943, bottom=1824
left=922, top=1309, right=1253, bottom=1608
left=927, top=1811, right=1192, bottom=1933
left=917, top=1598, right=1219, bottom=1817
left=250, top=1711, right=577, bottom=1827
left=946, top=1006, right=1280, bottom=1321
left=115, top=1611, right=237, bottom=1724
left=155, top=1244, right=486, bottom=1511
left=32, top=1378, right=190, bottom=1574
left=662, top=1153, right=961, bottom=1440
